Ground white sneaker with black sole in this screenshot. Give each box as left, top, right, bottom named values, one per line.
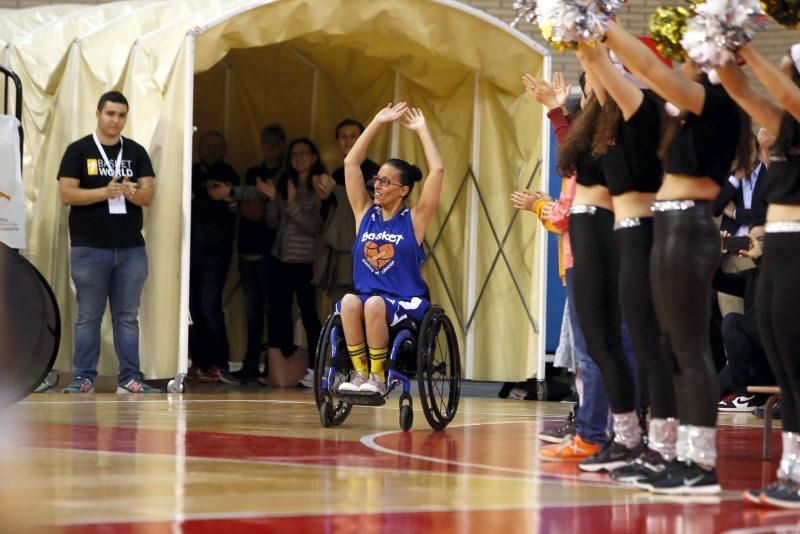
left=718, top=393, right=767, bottom=412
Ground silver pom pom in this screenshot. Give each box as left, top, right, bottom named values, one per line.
left=511, top=0, right=539, bottom=28
left=533, top=0, right=621, bottom=50
left=681, top=0, right=768, bottom=70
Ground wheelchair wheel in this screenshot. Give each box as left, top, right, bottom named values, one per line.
left=313, top=313, right=352, bottom=426
left=416, top=306, right=461, bottom=430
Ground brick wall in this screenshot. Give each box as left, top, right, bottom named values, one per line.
left=3, top=0, right=799, bottom=100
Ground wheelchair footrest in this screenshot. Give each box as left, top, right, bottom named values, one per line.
left=332, top=391, right=387, bottom=406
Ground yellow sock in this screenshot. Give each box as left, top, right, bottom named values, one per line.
left=347, top=342, right=368, bottom=375
left=368, top=347, right=389, bottom=379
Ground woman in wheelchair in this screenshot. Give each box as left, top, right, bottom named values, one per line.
left=335, top=103, right=444, bottom=395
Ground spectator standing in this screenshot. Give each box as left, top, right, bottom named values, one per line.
left=188, top=131, right=240, bottom=382
left=58, top=91, right=160, bottom=394
left=313, top=119, right=381, bottom=305
left=231, top=124, right=286, bottom=383
left=264, top=138, right=324, bottom=388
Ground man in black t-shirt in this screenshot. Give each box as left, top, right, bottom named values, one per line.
left=58, top=91, right=159, bottom=394
left=188, top=131, right=240, bottom=383
left=231, top=124, right=285, bottom=382
left=311, top=119, right=380, bottom=309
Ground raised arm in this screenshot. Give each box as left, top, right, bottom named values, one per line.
left=738, top=45, right=800, bottom=125
left=344, top=102, right=408, bottom=224
left=604, top=20, right=705, bottom=115
left=577, top=43, right=643, bottom=121
left=715, top=61, right=783, bottom=136
left=404, top=108, right=444, bottom=244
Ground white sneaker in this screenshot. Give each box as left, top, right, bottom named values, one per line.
left=359, top=373, right=387, bottom=395
left=338, top=372, right=367, bottom=393
left=298, top=368, right=315, bottom=388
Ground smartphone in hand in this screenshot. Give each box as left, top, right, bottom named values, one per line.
left=722, top=235, right=750, bottom=253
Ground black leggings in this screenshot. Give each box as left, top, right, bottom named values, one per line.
left=616, top=218, right=677, bottom=419
left=569, top=207, right=636, bottom=413
left=650, top=202, right=720, bottom=428
left=756, top=232, right=800, bottom=433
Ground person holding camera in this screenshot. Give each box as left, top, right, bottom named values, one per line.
left=188, top=130, right=240, bottom=382
left=715, top=222, right=774, bottom=412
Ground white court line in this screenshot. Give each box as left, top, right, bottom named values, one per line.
left=725, top=525, right=800, bottom=534
left=360, top=421, right=743, bottom=497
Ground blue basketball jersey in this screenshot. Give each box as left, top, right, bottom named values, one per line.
left=352, top=206, right=426, bottom=298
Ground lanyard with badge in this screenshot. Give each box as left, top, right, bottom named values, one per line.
left=92, top=132, right=126, bottom=214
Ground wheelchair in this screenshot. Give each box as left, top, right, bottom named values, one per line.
left=314, top=304, right=461, bottom=431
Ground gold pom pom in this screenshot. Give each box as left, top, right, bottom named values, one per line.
left=761, top=0, right=800, bottom=29
left=648, top=6, right=694, bottom=62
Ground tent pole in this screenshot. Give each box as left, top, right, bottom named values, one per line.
left=177, top=33, right=196, bottom=384
left=390, top=69, right=401, bottom=157
left=536, top=53, right=552, bottom=386
left=465, top=73, right=481, bottom=379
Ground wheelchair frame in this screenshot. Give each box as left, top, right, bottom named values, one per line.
left=315, top=304, right=461, bottom=432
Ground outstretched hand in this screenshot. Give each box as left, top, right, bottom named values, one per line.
left=402, top=107, right=427, bottom=132
left=523, top=72, right=572, bottom=110
left=374, top=102, right=409, bottom=125
left=510, top=189, right=535, bottom=211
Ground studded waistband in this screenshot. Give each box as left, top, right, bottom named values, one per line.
left=613, top=217, right=642, bottom=230
left=765, top=221, right=800, bottom=234
left=569, top=204, right=598, bottom=215
left=651, top=200, right=696, bottom=212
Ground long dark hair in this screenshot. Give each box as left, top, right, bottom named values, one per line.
left=279, top=138, right=326, bottom=198
left=591, top=99, right=623, bottom=158
left=557, top=96, right=602, bottom=174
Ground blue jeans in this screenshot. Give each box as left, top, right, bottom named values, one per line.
left=70, top=246, right=148, bottom=382
left=566, top=268, right=638, bottom=444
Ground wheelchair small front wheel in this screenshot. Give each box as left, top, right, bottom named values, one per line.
left=399, top=393, right=413, bottom=432
left=320, top=400, right=333, bottom=427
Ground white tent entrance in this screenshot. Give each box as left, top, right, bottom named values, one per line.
left=0, top=0, right=550, bottom=386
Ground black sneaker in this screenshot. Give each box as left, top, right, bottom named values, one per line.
left=610, top=448, right=667, bottom=484
left=743, top=480, right=785, bottom=506
left=230, top=368, right=260, bottom=383
left=761, top=480, right=800, bottom=508
left=578, top=439, right=644, bottom=472
left=752, top=401, right=781, bottom=420
left=537, top=412, right=576, bottom=443
left=638, top=459, right=721, bottom=495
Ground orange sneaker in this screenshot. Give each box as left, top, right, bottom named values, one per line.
left=538, top=434, right=602, bottom=463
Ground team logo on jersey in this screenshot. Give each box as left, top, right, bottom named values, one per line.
left=87, top=159, right=99, bottom=176
left=364, top=241, right=395, bottom=270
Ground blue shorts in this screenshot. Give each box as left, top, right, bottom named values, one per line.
left=335, top=294, right=430, bottom=326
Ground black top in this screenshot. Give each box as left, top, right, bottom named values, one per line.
left=601, top=93, right=663, bottom=196
left=575, top=149, right=605, bottom=188
left=711, top=163, right=768, bottom=234
left=323, top=158, right=380, bottom=220
left=57, top=134, right=155, bottom=248
left=761, top=113, right=800, bottom=205
left=713, top=266, right=758, bottom=319
left=239, top=160, right=281, bottom=256
left=191, top=161, right=240, bottom=256
left=666, top=82, right=741, bottom=185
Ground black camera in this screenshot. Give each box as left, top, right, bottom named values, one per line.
left=722, top=235, right=751, bottom=253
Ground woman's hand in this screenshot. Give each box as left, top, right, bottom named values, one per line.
left=286, top=179, right=297, bottom=204
left=256, top=176, right=277, bottom=200
left=374, top=102, right=409, bottom=125
left=312, top=173, right=336, bottom=200
left=533, top=190, right=554, bottom=202
left=523, top=72, right=572, bottom=110
left=402, top=107, right=428, bottom=132
left=510, top=189, right=535, bottom=211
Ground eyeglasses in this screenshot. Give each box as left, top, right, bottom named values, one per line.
left=290, top=150, right=312, bottom=158
left=372, top=175, right=404, bottom=188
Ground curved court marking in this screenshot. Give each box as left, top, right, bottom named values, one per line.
left=360, top=421, right=742, bottom=496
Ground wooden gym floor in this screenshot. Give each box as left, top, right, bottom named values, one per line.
left=0, top=385, right=795, bottom=533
